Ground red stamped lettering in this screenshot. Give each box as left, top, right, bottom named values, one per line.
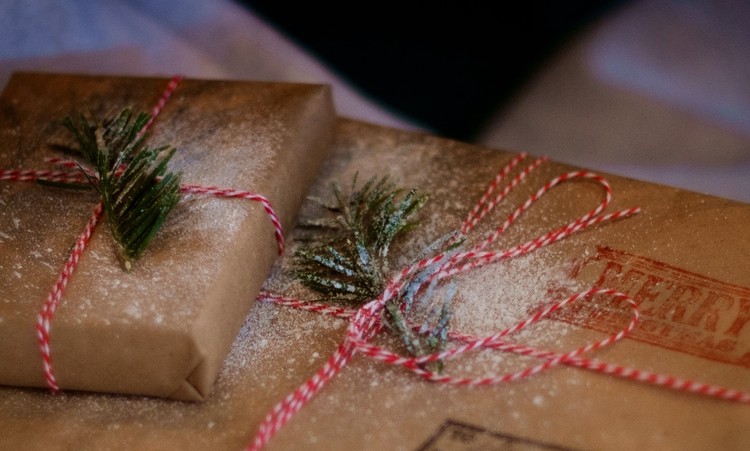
left=549, top=247, right=750, bottom=367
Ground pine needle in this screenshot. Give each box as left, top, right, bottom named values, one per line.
left=63, top=109, right=181, bottom=271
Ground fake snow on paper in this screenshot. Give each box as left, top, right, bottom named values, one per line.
left=450, top=249, right=582, bottom=339
left=221, top=294, right=347, bottom=381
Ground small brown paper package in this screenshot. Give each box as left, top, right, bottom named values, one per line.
left=2, top=118, right=750, bottom=450
left=0, top=72, right=334, bottom=400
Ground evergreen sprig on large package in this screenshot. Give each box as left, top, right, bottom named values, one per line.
left=63, top=109, right=182, bottom=271
left=294, top=175, right=426, bottom=301
left=294, top=175, right=456, bottom=367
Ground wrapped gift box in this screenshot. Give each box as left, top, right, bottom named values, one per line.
left=2, top=117, right=749, bottom=449
left=0, top=73, right=334, bottom=400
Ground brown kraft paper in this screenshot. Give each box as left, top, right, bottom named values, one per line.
left=0, top=72, right=335, bottom=400
left=1, top=118, right=749, bottom=449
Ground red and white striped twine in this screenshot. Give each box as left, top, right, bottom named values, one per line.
left=249, top=154, right=750, bottom=450
left=181, top=184, right=284, bottom=255
left=138, top=75, right=182, bottom=138
left=35, top=201, right=103, bottom=392
left=0, top=76, right=283, bottom=393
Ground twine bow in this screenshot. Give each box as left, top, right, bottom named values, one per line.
left=250, top=152, right=750, bottom=450
left=0, top=76, right=284, bottom=393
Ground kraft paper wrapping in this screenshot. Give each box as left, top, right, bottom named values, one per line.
left=0, top=73, right=335, bottom=400
left=2, top=118, right=749, bottom=449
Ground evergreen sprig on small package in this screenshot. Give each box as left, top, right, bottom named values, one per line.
left=63, top=109, right=182, bottom=271
left=294, top=174, right=458, bottom=368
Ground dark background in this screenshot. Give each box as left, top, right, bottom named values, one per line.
left=243, top=1, right=626, bottom=140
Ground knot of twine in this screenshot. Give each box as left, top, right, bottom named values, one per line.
left=250, top=152, right=750, bottom=450
left=0, top=76, right=284, bottom=393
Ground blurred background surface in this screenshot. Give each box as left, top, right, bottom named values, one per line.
left=1, top=0, right=747, bottom=201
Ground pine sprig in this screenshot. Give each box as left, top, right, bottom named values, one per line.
left=294, top=174, right=456, bottom=368
left=294, top=175, right=427, bottom=302
left=63, top=109, right=182, bottom=271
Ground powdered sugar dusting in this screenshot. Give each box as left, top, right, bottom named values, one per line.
left=62, top=196, right=253, bottom=328
left=450, top=249, right=582, bottom=338
left=221, top=232, right=348, bottom=382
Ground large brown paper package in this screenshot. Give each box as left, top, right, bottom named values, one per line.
left=0, top=73, right=334, bottom=400
left=2, top=119, right=750, bottom=449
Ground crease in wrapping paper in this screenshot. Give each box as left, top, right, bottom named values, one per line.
left=1, top=119, right=750, bottom=450
left=0, top=72, right=335, bottom=400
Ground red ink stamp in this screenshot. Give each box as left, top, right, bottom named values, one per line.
left=549, top=247, right=750, bottom=367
